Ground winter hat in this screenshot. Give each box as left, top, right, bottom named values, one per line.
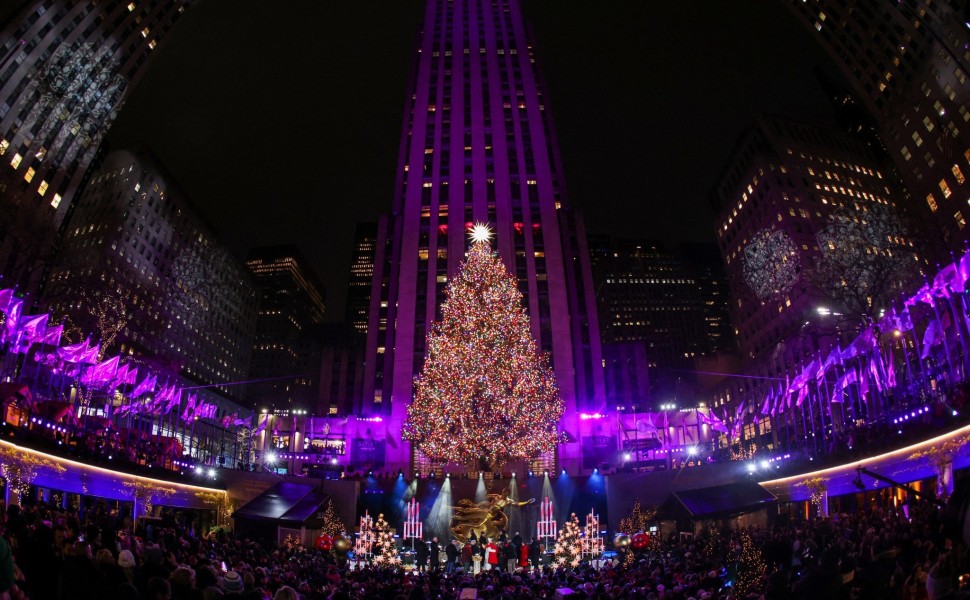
left=222, top=571, right=244, bottom=593
left=118, top=549, right=136, bottom=569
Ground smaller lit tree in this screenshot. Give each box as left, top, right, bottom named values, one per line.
left=554, top=513, right=582, bottom=568
left=733, top=531, right=766, bottom=598
left=371, top=513, right=400, bottom=567
left=618, top=499, right=654, bottom=534
left=321, top=498, right=346, bottom=537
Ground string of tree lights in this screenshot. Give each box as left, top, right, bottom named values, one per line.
left=404, top=225, right=564, bottom=471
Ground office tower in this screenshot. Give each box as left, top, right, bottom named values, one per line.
left=589, top=237, right=735, bottom=404
left=318, top=323, right=366, bottom=417
left=246, top=246, right=326, bottom=411
left=345, top=222, right=379, bottom=333
left=44, top=146, right=257, bottom=404
left=785, top=0, right=970, bottom=254
left=714, top=114, right=916, bottom=361
left=364, top=0, right=605, bottom=474
left=0, top=1, right=194, bottom=290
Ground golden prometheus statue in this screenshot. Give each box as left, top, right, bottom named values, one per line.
left=450, top=489, right=534, bottom=542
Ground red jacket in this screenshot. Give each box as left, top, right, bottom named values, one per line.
left=486, top=542, right=499, bottom=564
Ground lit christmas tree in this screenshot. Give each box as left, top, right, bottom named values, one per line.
left=371, top=513, right=400, bottom=567
left=320, top=498, right=346, bottom=538
left=404, top=223, right=563, bottom=469
left=554, top=512, right=582, bottom=568
left=618, top=499, right=654, bottom=534
left=733, top=531, right=766, bottom=598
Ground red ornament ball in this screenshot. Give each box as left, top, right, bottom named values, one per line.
left=630, top=532, right=650, bottom=550
left=315, top=534, right=333, bottom=551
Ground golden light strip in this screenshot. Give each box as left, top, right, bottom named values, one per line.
left=0, top=439, right=226, bottom=496
left=760, top=422, right=970, bottom=487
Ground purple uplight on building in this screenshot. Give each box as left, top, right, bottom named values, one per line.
left=362, top=0, right=605, bottom=475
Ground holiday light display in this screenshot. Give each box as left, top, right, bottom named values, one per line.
left=798, top=477, right=828, bottom=514
left=537, top=496, right=557, bottom=544
left=123, top=480, right=176, bottom=517
left=909, top=434, right=970, bottom=499
left=742, top=228, right=800, bottom=301
left=554, top=512, right=582, bottom=568
left=371, top=513, right=400, bottom=567
left=354, top=511, right=375, bottom=562
left=320, top=498, right=346, bottom=538
left=0, top=445, right=66, bottom=503
left=618, top=499, right=655, bottom=536
left=404, top=230, right=563, bottom=468
left=581, top=509, right=604, bottom=560
left=733, top=530, right=766, bottom=598
left=403, top=497, right=423, bottom=541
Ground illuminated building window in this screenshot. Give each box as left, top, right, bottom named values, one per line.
left=128, top=2, right=135, bottom=10
left=0, top=139, right=7, bottom=155
left=148, top=40, right=156, bottom=50
left=10, top=153, right=21, bottom=168
left=927, top=193, right=939, bottom=213
left=941, top=179, right=953, bottom=198
left=912, top=131, right=923, bottom=147
left=37, top=180, right=48, bottom=196
left=954, top=165, right=966, bottom=184
left=51, top=194, right=62, bottom=209
left=923, top=116, right=935, bottom=132
left=900, top=146, right=911, bottom=161
left=141, top=27, right=150, bottom=38
left=23, top=167, right=34, bottom=182
left=956, top=211, right=967, bottom=230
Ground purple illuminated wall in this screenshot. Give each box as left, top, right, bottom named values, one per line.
left=363, top=0, right=605, bottom=474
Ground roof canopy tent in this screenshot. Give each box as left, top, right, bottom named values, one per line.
left=232, top=481, right=331, bottom=545
left=659, top=481, right=777, bottom=521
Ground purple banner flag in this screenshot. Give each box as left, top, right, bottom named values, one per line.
left=78, top=342, right=100, bottom=364
left=0, top=289, right=13, bottom=313
left=131, top=375, right=157, bottom=398
left=921, top=319, right=943, bottom=359
left=180, top=394, right=198, bottom=421
left=4, top=298, right=22, bottom=341
left=41, top=324, right=63, bottom=347
left=14, top=313, right=48, bottom=349
left=885, top=349, right=896, bottom=388
left=760, top=387, right=774, bottom=415
left=80, top=355, right=120, bottom=386
left=58, top=338, right=90, bottom=363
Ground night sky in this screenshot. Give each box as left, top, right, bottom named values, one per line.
left=107, top=1, right=838, bottom=320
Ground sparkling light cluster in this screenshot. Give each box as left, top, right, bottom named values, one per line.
left=554, top=512, right=582, bottom=568
left=742, top=228, right=800, bottom=301
left=404, top=239, right=563, bottom=468
left=371, top=513, right=400, bottom=567
left=733, top=530, right=766, bottom=597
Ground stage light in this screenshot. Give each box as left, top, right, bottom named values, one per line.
left=207, top=469, right=216, bottom=478
left=623, top=453, right=631, bottom=461
left=760, top=460, right=770, bottom=470
left=265, top=452, right=277, bottom=464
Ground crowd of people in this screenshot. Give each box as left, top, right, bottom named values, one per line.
left=0, top=491, right=965, bottom=600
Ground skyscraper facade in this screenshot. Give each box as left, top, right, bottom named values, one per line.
left=589, top=236, right=735, bottom=404
left=246, top=246, right=326, bottom=411
left=0, top=1, right=194, bottom=290
left=44, top=146, right=257, bottom=405
left=345, top=222, right=379, bottom=333
left=709, top=114, right=917, bottom=454
left=785, top=0, right=970, bottom=255
left=364, top=0, right=605, bottom=474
